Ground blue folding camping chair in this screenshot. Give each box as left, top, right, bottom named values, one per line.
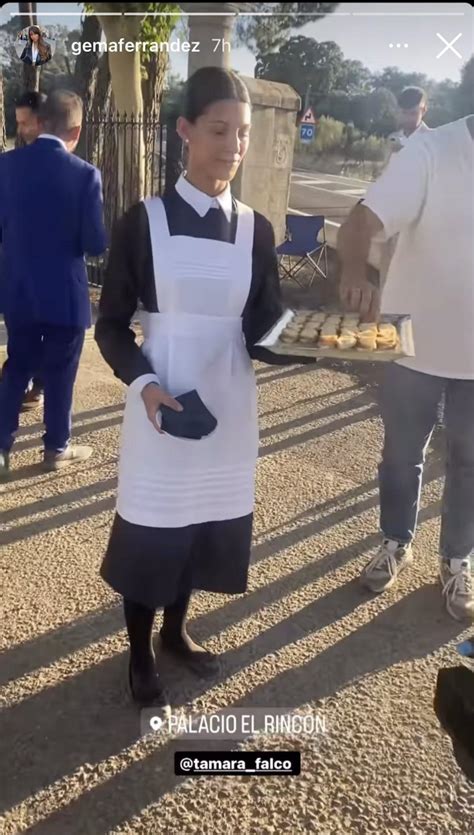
left=277, top=214, right=328, bottom=288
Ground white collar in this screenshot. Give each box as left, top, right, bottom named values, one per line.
left=38, top=133, right=68, bottom=151
left=175, top=173, right=233, bottom=222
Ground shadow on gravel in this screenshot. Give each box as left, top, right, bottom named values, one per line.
left=0, top=495, right=116, bottom=547
left=260, top=404, right=379, bottom=458
left=256, top=364, right=320, bottom=386
left=259, top=382, right=361, bottom=418
left=0, top=455, right=443, bottom=688
left=0, top=606, right=122, bottom=689
left=14, top=403, right=124, bottom=440
left=259, top=389, right=374, bottom=441
left=5, top=502, right=461, bottom=835
left=0, top=485, right=447, bottom=826
left=251, top=456, right=442, bottom=570
left=1, top=391, right=385, bottom=541
left=13, top=415, right=124, bottom=454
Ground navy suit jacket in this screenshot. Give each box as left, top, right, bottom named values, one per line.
left=0, top=137, right=107, bottom=328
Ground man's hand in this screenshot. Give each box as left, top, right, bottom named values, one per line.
left=337, top=205, right=384, bottom=321
left=141, top=382, right=183, bottom=434
left=339, top=270, right=381, bottom=321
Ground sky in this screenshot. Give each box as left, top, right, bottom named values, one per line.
left=0, top=2, right=472, bottom=83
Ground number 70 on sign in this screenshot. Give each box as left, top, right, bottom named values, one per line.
left=300, top=124, right=315, bottom=143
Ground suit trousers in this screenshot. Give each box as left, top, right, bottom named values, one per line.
left=0, top=321, right=85, bottom=453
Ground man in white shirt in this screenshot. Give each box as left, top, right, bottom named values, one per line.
left=388, top=86, right=431, bottom=153
left=337, top=116, right=474, bottom=622
left=379, top=88, right=432, bottom=289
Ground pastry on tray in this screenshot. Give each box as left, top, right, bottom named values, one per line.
left=356, top=322, right=378, bottom=351
left=280, top=328, right=300, bottom=344
left=318, top=321, right=339, bottom=348
left=278, top=312, right=401, bottom=353
left=337, top=323, right=358, bottom=350
left=376, top=323, right=398, bottom=350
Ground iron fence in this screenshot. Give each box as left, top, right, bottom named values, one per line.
left=83, top=111, right=168, bottom=287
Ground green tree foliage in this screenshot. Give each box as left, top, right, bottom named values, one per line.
left=370, top=67, right=430, bottom=97
left=254, top=33, right=468, bottom=137
left=256, top=36, right=369, bottom=106
left=456, top=56, right=474, bottom=117
left=235, top=3, right=338, bottom=55
left=312, top=115, right=344, bottom=153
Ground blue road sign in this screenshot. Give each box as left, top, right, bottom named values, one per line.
left=300, top=124, right=315, bottom=143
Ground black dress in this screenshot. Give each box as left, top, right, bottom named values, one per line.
left=95, top=186, right=311, bottom=609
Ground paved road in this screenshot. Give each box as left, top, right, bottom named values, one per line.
left=0, top=324, right=472, bottom=834
left=289, top=170, right=370, bottom=221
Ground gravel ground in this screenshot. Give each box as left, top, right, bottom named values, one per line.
left=0, top=287, right=472, bottom=834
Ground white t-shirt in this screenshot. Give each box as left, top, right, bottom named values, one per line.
left=363, top=117, right=474, bottom=379
left=32, top=44, right=38, bottom=64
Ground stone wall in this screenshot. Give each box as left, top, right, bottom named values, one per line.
left=232, top=77, right=300, bottom=247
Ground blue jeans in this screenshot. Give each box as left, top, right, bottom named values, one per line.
left=0, top=321, right=85, bottom=453
left=378, top=363, right=474, bottom=560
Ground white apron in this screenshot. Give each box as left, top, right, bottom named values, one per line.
left=116, top=197, right=259, bottom=528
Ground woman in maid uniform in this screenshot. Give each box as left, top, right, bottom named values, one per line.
left=95, top=67, right=311, bottom=707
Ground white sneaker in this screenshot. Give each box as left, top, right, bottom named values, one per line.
left=439, top=558, right=474, bottom=622
left=360, top=538, right=414, bottom=593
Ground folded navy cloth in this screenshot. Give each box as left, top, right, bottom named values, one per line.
left=160, top=390, right=217, bottom=440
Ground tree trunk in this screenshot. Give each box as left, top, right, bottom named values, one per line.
left=97, top=15, right=145, bottom=213
left=142, top=50, right=168, bottom=197
left=164, top=115, right=183, bottom=198
left=74, top=15, right=102, bottom=106
left=0, top=68, right=7, bottom=153
left=74, top=15, right=104, bottom=160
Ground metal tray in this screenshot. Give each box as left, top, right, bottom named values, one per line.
left=256, top=309, right=415, bottom=362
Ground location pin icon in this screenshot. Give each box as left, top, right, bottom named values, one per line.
left=149, top=715, right=163, bottom=732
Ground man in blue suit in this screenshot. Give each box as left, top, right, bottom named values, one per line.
left=1, top=91, right=47, bottom=409
left=0, top=90, right=107, bottom=479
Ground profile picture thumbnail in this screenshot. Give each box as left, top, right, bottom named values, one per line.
left=15, top=25, right=55, bottom=67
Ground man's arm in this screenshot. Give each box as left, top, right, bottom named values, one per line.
left=337, top=205, right=384, bottom=320
left=337, top=135, right=429, bottom=318
left=81, top=167, right=108, bottom=257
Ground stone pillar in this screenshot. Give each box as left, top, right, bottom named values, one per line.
left=181, top=3, right=242, bottom=76
left=232, top=77, right=301, bottom=246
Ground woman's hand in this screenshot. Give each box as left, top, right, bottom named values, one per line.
left=141, top=382, right=183, bottom=434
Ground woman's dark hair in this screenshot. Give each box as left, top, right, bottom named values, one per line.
left=181, top=67, right=250, bottom=123
left=28, top=26, right=51, bottom=62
